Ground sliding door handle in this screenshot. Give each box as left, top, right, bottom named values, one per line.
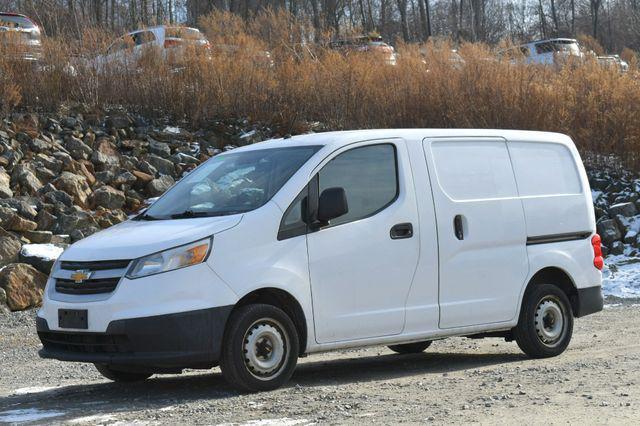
left=454, top=215, right=464, bottom=240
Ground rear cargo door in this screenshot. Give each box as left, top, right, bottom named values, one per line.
left=422, top=137, right=529, bottom=329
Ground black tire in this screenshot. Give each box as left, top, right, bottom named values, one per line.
left=94, top=364, right=152, bottom=382
left=220, top=304, right=299, bottom=392
left=514, top=283, right=574, bottom=358
left=388, top=341, right=432, bottom=354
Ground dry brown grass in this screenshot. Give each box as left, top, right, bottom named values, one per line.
left=1, top=12, right=640, bottom=170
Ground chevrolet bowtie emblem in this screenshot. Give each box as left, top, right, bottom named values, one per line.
left=70, top=270, right=92, bottom=283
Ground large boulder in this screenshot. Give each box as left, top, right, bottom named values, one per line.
left=90, top=185, right=126, bottom=210
left=0, top=169, right=12, bottom=198
left=146, top=175, right=175, bottom=197
left=0, top=227, right=21, bottom=267
left=105, top=113, right=132, bottom=130
left=0, top=206, right=37, bottom=232
left=52, top=172, right=91, bottom=208
left=91, top=139, right=121, bottom=168
left=0, top=198, right=38, bottom=220
left=148, top=139, right=171, bottom=158
left=53, top=210, right=99, bottom=240
left=13, top=165, right=42, bottom=195
left=112, top=170, right=137, bottom=187
left=0, top=263, right=48, bottom=311
left=22, top=230, right=53, bottom=244
left=146, top=154, right=175, bottom=176
left=609, top=202, right=637, bottom=218
left=597, top=219, right=622, bottom=246
left=64, top=136, right=93, bottom=160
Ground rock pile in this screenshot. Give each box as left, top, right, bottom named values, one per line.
left=0, top=109, right=274, bottom=311
left=590, top=168, right=640, bottom=256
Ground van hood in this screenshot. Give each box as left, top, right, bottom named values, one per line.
left=60, top=215, right=242, bottom=262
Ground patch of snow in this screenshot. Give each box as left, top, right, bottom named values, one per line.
left=602, top=254, right=640, bottom=298
left=591, top=190, right=604, bottom=203
left=68, top=414, right=118, bottom=424
left=239, top=130, right=256, bottom=139
left=20, top=243, right=64, bottom=261
left=12, top=385, right=63, bottom=395
left=615, top=215, right=640, bottom=241
left=163, top=126, right=181, bottom=134
left=0, top=408, right=65, bottom=423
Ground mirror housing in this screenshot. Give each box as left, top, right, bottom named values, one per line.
left=317, top=187, right=348, bottom=223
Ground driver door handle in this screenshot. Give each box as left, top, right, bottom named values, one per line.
left=390, top=223, right=413, bottom=239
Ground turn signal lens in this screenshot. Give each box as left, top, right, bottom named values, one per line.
left=591, top=234, right=604, bottom=270
left=186, top=243, right=209, bottom=266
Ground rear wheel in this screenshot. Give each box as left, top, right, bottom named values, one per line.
left=388, top=341, right=432, bottom=354
left=220, top=304, right=299, bottom=392
left=514, top=284, right=573, bottom=358
left=94, top=364, right=152, bottom=382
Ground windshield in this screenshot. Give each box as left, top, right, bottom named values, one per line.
left=142, top=145, right=321, bottom=220
left=165, top=27, right=205, bottom=40
left=536, top=40, right=580, bottom=56
left=0, top=15, right=35, bottom=29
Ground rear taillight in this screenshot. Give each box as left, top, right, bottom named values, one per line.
left=591, top=234, right=604, bottom=270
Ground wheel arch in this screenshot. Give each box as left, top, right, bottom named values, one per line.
left=233, top=287, right=308, bottom=355
left=522, top=266, right=579, bottom=316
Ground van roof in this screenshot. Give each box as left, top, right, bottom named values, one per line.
left=234, top=129, right=574, bottom=152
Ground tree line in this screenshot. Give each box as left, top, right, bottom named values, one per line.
left=1, top=0, right=638, bottom=52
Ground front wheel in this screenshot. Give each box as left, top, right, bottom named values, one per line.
left=94, top=364, right=152, bottom=382
left=220, top=304, right=299, bottom=392
left=514, top=284, right=573, bottom=358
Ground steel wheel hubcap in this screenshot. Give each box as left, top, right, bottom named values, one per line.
left=535, top=297, right=565, bottom=346
left=243, top=320, right=287, bottom=380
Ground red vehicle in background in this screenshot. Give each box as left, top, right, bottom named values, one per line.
left=0, top=12, right=42, bottom=63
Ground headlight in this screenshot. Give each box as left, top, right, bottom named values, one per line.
left=126, top=237, right=212, bottom=279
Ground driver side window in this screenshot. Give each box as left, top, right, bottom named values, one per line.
left=318, top=144, right=398, bottom=227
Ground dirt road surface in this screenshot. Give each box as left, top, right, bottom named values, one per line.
left=1, top=302, right=638, bottom=425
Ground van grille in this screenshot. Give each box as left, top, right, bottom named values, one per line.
left=38, top=331, right=131, bottom=354
left=55, top=278, right=121, bottom=295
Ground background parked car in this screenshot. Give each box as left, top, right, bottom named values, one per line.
left=597, top=54, right=629, bottom=73
left=517, top=38, right=584, bottom=67
left=329, top=34, right=397, bottom=65
left=0, top=12, right=42, bottom=63
left=86, top=25, right=210, bottom=72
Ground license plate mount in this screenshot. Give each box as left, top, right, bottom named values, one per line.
left=58, top=309, right=88, bottom=329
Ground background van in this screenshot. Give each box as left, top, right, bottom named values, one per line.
left=37, top=129, right=603, bottom=391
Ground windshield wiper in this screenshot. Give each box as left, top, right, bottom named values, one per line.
left=135, top=212, right=161, bottom=221
left=169, top=210, right=213, bottom=219
left=169, top=209, right=247, bottom=219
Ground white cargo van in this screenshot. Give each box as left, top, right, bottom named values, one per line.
left=37, top=129, right=604, bottom=391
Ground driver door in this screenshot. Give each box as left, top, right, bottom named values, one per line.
left=307, top=140, right=420, bottom=343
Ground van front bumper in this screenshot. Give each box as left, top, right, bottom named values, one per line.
left=37, top=306, right=233, bottom=369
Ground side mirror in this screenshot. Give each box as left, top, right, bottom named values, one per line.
left=317, top=187, right=348, bottom=223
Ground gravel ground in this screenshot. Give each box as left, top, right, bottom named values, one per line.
left=0, top=301, right=639, bottom=425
